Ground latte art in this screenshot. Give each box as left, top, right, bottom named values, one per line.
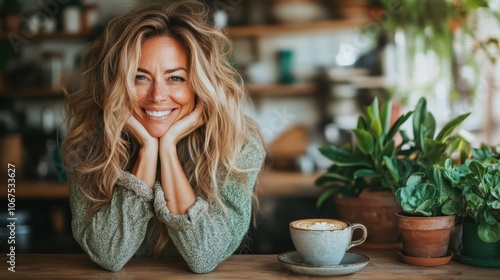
left=291, top=219, right=347, bottom=230
left=310, top=222, right=341, bottom=230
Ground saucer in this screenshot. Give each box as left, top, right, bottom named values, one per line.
left=455, top=249, right=500, bottom=268
left=399, top=250, right=453, bottom=266
left=277, top=251, right=369, bottom=276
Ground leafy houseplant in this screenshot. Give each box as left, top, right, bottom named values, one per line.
left=395, top=164, right=460, bottom=262
left=451, top=153, right=500, bottom=243
left=445, top=146, right=500, bottom=265
left=396, top=165, right=461, bottom=218
left=315, top=96, right=470, bottom=246
left=316, top=97, right=412, bottom=203
left=315, top=97, right=412, bottom=244
left=317, top=97, right=470, bottom=205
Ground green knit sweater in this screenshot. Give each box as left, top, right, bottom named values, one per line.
left=69, top=135, right=265, bottom=273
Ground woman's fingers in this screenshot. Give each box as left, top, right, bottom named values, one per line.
left=162, top=103, right=205, bottom=145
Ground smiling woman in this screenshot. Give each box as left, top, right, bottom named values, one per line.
left=60, top=0, right=266, bottom=274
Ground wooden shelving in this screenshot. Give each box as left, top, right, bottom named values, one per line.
left=0, top=32, right=87, bottom=41
left=225, top=18, right=367, bottom=37
left=258, top=170, right=322, bottom=197
left=0, top=87, right=65, bottom=99
left=247, top=83, right=317, bottom=96
left=0, top=180, right=68, bottom=199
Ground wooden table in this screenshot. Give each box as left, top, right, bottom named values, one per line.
left=1, top=248, right=497, bottom=279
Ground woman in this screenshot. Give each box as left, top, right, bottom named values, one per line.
left=61, top=1, right=266, bottom=273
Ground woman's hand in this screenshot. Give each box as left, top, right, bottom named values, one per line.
left=160, top=102, right=205, bottom=148
left=125, top=115, right=158, bottom=148
left=126, top=115, right=158, bottom=188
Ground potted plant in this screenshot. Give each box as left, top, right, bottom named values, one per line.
left=315, top=97, right=413, bottom=246
left=447, top=146, right=500, bottom=267
left=395, top=164, right=461, bottom=266
left=316, top=96, right=470, bottom=247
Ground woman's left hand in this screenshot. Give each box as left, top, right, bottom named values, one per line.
left=160, top=102, right=205, bottom=147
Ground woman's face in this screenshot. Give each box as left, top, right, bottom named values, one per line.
left=134, top=36, right=195, bottom=138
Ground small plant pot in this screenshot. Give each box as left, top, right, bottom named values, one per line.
left=395, top=211, right=455, bottom=259
left=456, top=219, right=500, bottom=267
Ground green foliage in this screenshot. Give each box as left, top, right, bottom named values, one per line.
left=316, top=97, right=471, bottom=208
left=408, top=98, right=471, bottom=168
left=316, top=97, right=413, bottom=207
left=448, top=147, right=500, bottom=242
left=395, top=164, right=461, bottom=217
left=316, top=96, right=470, bottom=208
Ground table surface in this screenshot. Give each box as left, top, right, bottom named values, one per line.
left=1, top=248, right=498, bottom=279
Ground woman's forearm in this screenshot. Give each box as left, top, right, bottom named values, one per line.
left=131, top=143, right=158, bottom=188
left=159, top=143, right=196, bottom=214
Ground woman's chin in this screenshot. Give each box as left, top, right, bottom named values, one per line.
left=146, top=128, right=168, bottom=138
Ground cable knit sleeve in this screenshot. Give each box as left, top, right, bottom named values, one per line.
left=153, top=135, right=266, bottom=273
left=69, top=171, right=154, bottom=272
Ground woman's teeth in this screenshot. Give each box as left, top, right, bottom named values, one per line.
left=145, top=109, right=172, bottom=117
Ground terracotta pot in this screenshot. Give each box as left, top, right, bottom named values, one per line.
left=396, top=211, right=455, bottom=258
left=334, top=190, right=401, bottom=246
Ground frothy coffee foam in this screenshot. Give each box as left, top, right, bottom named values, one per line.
left=291, top=219, right=347, bottom=230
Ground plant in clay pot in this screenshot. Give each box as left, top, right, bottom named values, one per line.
left=315, top=97, right=413, bottom=246
left=445, top=146, right=500, bottom=267
left=395, top=164, right=461, bottom=265
left=315, top=96, right=470, bottom=247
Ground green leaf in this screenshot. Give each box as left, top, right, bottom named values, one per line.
left=316, top=188, right=337, bottom=208
left=318, top=146, right=371, bottom=167
left=423, top=112, right=436, bottom=139
left=381, top=140, right=395, bottom=158
left=413, top=98, right=427, bottom=150
left=353, top=169, right=381, bottom=179
left=406, top=172, right=425, bottom=188
left=478, top=222, right=500, bottom=243
left=315, top=173, right=351, bottom=185
left=435, top=113, right=471, bottom=142
left=367, top=98, right=382, bottom=137
left=380, top=100, right=392, bottom=136
left=469, top=160, right=487, bottom=182
left=414, top=199, right=435, bottom=216
left=385, top=112, right=413, bottom=144
left=441, top=200, right=460, bottom=215
left=357, top=115, right=368, bottom=130
left=419, top=183, right=439, bottom=201
left=384, top=156, right=399, bottom=183
left=353, top=129, right=375, bottom=155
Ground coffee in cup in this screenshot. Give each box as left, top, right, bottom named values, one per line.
left=289, top=218, right=367, bottom=266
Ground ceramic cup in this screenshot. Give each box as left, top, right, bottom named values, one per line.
left=289, top=218, right=367, bottom=266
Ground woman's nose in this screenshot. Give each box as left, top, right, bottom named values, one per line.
left=149, top=81, right=168, bottom=103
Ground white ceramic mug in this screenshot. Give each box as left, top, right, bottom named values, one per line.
left=290, top=218, right=368, bottom=266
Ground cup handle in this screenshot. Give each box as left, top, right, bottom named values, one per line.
left=346, top=223, right=368, bottom=250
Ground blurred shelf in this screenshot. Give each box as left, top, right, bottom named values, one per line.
left=0, top=32, right=87, bottom=41
left=349, top=76, right=388, bottom=89
left=258, top=170, right=323, bottom=197
left=0, top=180, right=68, bottom=200
left=247, top=83, right=317, bottom=96
left=0, top=87, right=65, bottom=99
left=226, top=18, right=367, bottom=37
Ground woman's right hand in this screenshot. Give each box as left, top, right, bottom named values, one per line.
left=125, top=115, right=158, bottom=149
left=125, top=116, right=158, bottom=188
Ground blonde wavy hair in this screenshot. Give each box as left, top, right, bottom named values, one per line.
left=61, top=0, right=263, bottom=256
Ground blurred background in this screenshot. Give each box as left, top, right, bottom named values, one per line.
left=0, top=0, right=499, bottom=254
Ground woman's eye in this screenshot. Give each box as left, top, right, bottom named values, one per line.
left=170, top=76, right=185, bottom=82
left=135, top=75, right=147, bottom=81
